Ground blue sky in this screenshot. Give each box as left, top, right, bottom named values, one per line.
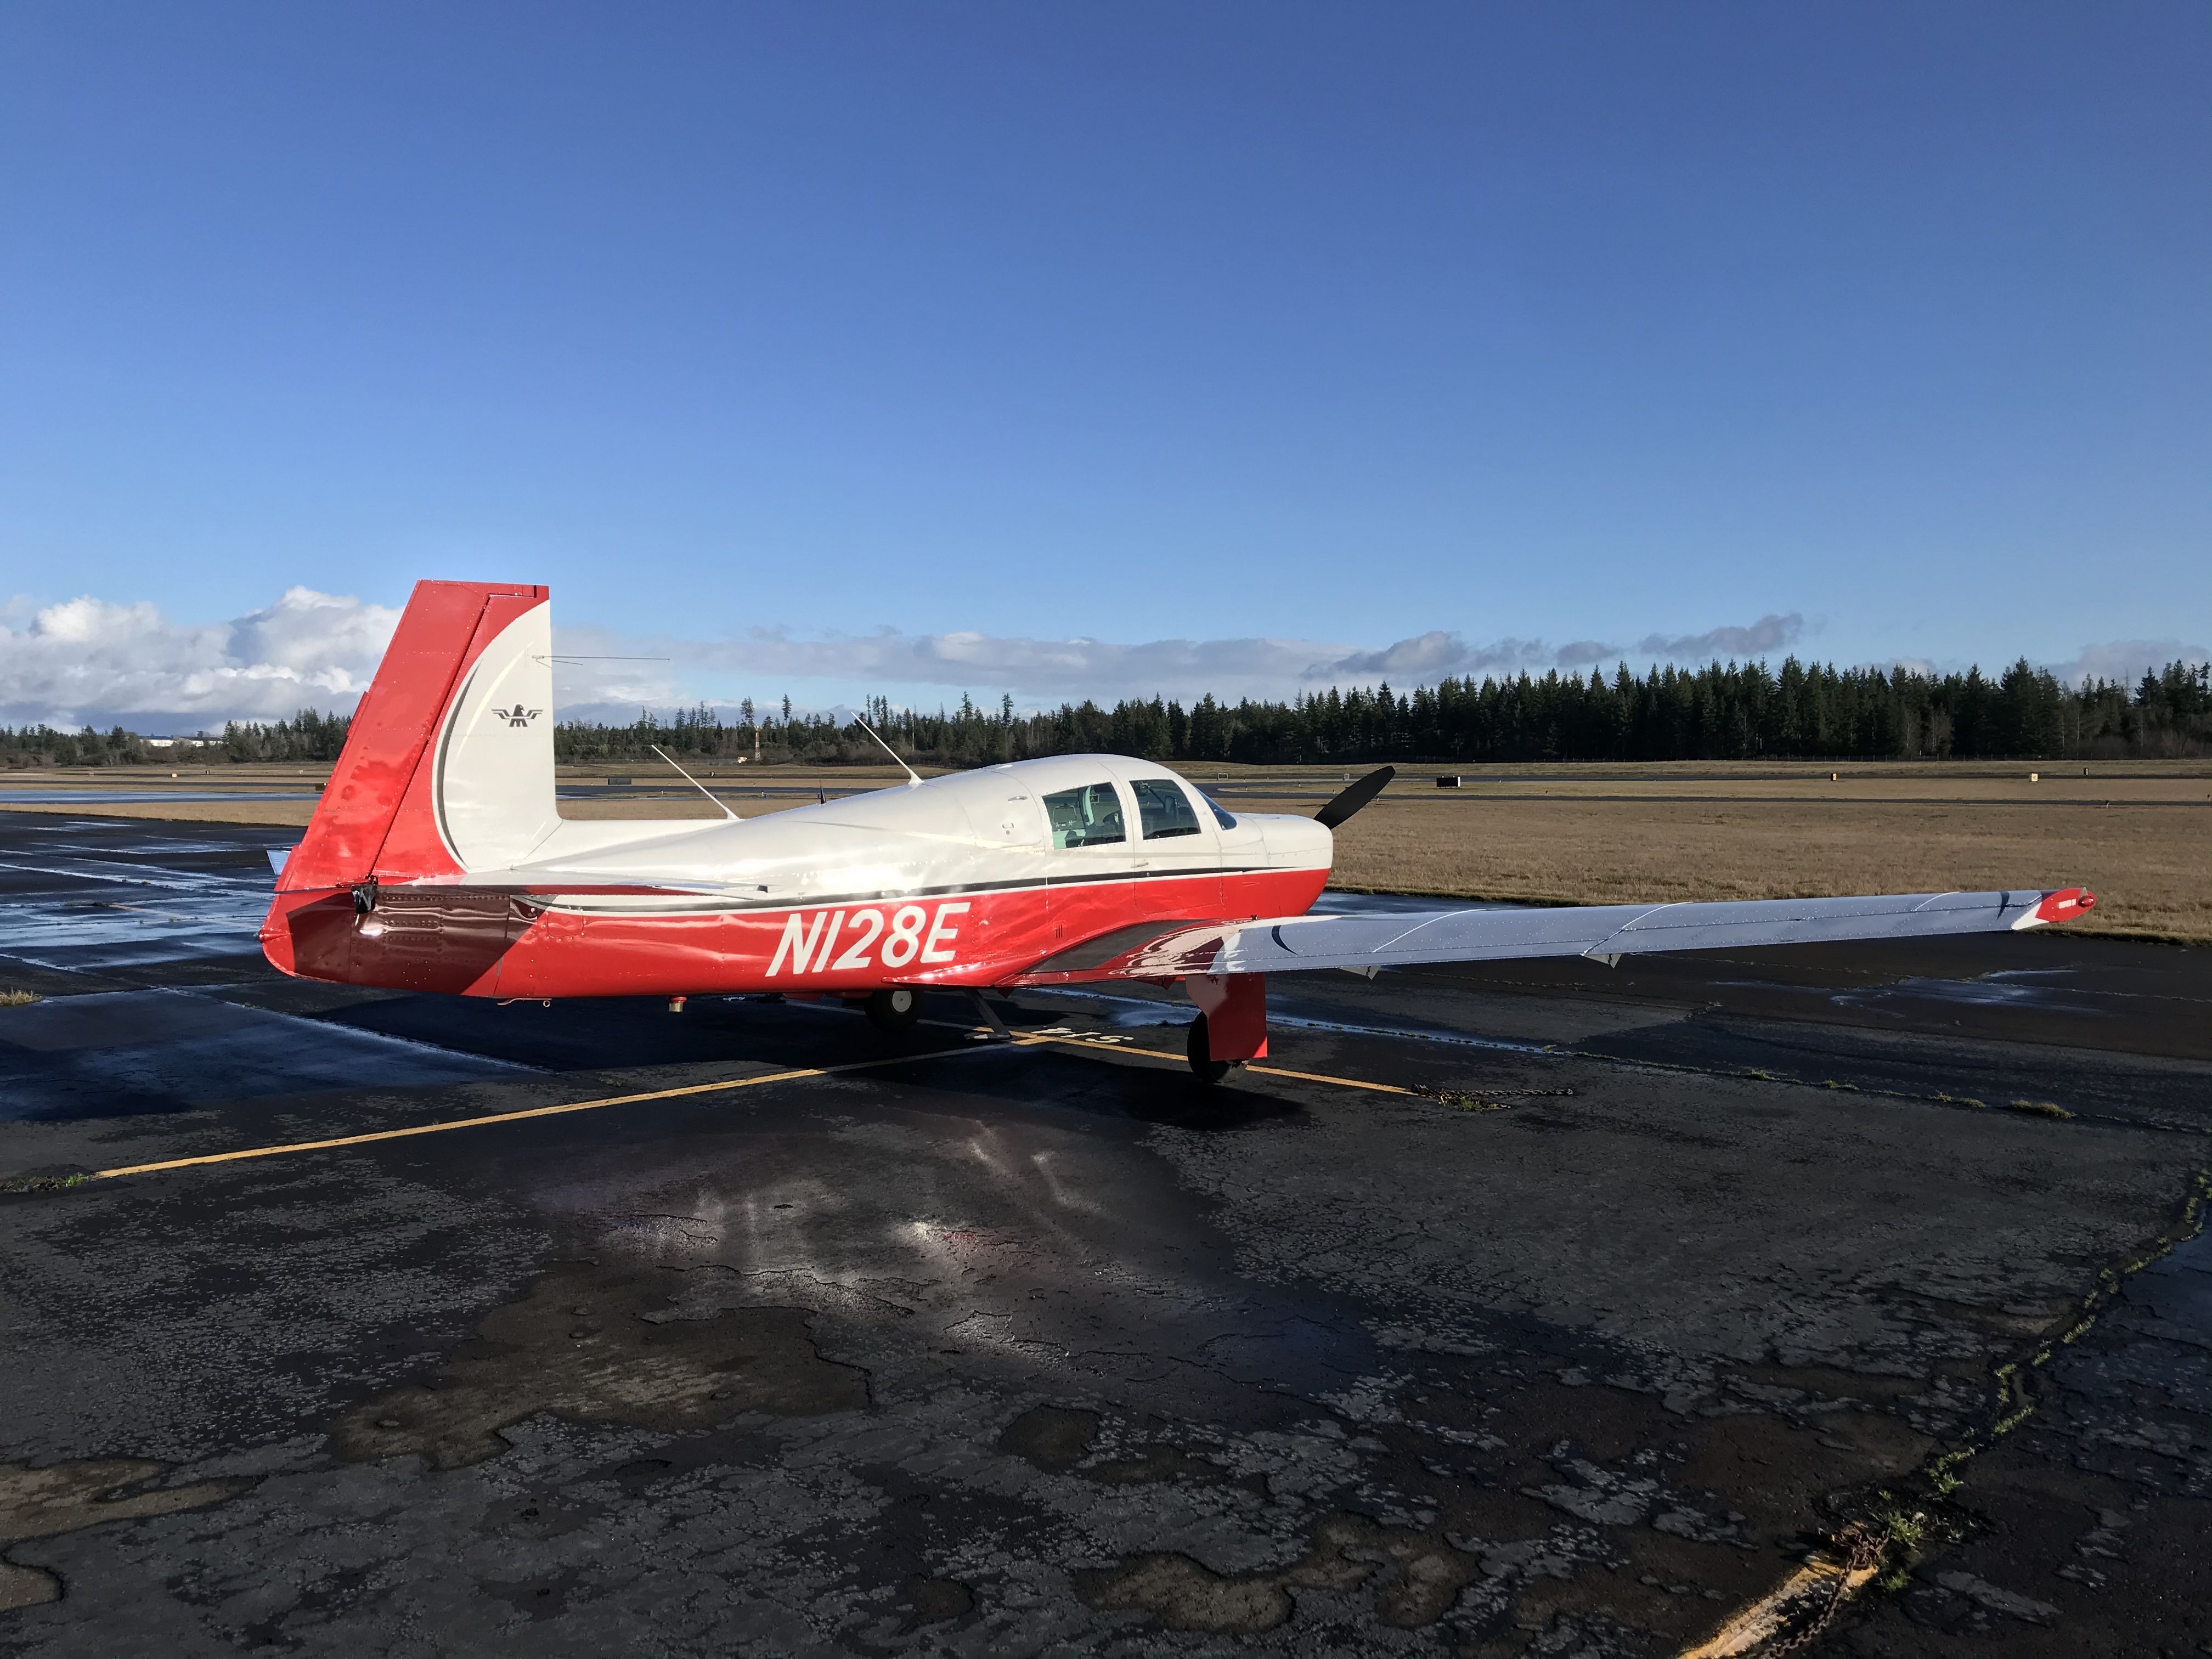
left=1, top=3, right=2207, bottom=725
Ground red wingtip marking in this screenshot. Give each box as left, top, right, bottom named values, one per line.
left=2035, top=887, right=2097, bottom=923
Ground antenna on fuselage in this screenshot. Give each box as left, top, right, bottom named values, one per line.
left=649, top=745, right=740, bottom=821
left=854, top=718, right=923, bottom=788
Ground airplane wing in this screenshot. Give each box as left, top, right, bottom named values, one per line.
left=1009, top=887, right=2096, bottom=984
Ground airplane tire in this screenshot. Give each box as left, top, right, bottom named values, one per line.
left=1186, top=1013, right=1231, bottom=1083
left=865, top=986, right=922, bottom=1032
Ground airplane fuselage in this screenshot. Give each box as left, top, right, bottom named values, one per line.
left=262, top=753, right=1333, bottom=1000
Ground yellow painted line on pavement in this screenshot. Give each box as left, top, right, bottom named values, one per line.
left=92, top=1047, right=970, bottom=1180
left=1248, top=1061, right=1415, bottom=1094
left=84, top=1025, right=1420, bottom=1184
left=1675, top=1554, right=1880, bottom=1658
left=1018, top=1031, right=1418, bottom=1095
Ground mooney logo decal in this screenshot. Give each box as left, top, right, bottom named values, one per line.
left=493, top=706, right=543, bottom=727
left=768, top=901, right=970, bottom=976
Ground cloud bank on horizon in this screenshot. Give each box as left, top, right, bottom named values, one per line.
left=1, top=589, right=2203, bottom=731
left=0, top=588, right=402, bottom=732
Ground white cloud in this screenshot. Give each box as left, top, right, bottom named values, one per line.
left=556, top=620, right=1369, bottom=706
left=1326, top=631, right=1554, bottom=679
left=2043, top=638, right=2209, bottom=687
left=1635, top=613, right=1804, bottom=660
left=1289, top=614, right=1805, bottom=686
left=0, top=585, right=1837, bottom=730
left=0, top=587, right=400, bottom=731
left=1868, top=640, right=2209, bottom=687
left=556, top=610, right=1815, bottom=708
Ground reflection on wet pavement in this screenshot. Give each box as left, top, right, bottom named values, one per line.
left=2, top=812, right=2209, bottom=1657
left=0, top=790, right=320, bottom=804
left=1826, top=972, right=2108, bottom=1016
left=0, top=820, right=280, bottom=968
left=0, top=987, right=531, bottom=1121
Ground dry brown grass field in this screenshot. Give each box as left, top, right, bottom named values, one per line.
left=5, top=759, right=2204, bottom=940
left=1290, top=794, right=2206, bottom=941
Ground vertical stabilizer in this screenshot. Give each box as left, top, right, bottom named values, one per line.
left=277, top=580, right=554, bottom=891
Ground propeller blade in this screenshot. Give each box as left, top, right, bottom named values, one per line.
left=1314, top=765, right=1396, bottom=828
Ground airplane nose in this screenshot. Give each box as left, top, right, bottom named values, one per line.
left=1262, top=814, right=1334, bottom=871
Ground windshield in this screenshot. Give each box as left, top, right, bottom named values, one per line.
left=1133, top=778, right=1203, bottom=839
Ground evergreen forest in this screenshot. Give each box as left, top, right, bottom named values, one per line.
left=557, top=659, right=2212, bottom=770
left=6, top=656, right=2204, bottom=769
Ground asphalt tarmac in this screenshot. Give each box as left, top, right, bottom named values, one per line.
left=1, top=812, right=2207, bottom=1658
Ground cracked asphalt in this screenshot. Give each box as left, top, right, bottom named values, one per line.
left=1, top=812, right=2208, bottom=1657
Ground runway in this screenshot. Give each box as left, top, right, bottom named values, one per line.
left=1, top=812, right=2207, bottom=1657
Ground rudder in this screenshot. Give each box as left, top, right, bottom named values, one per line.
left=277, top=580, right=555, bottom=893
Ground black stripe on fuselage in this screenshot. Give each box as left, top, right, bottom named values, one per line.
left=511, top=864, right=1290, bottom=918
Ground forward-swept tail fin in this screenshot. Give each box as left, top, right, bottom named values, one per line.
left=278, top=580, right=555, bottom=891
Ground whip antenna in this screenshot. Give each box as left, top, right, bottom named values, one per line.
left=650, top=746, right=740, bottom=821
left=854, top=718, right=923, bottom=788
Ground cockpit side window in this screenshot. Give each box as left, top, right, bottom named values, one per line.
left=1042, top=782, right=1127, bottom=848
left=1132, top=778, right=1203, bottom=840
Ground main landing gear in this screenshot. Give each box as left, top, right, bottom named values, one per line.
left=1183, top=973, right=1268, bottom=1083
left=1186, top=1013, right=1231, bottom=1084
left=862, top=986, right=922, bottom=1032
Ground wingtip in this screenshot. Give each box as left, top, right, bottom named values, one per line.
left=2031, top=887, right=2097, bottom=926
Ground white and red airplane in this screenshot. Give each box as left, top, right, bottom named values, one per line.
left=260, top=581, right=2099, bottom=1079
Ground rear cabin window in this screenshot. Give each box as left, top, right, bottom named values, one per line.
left=1133, top=778, right=1203, bottom=839
left=1043, top=783, right=1126, bottom=849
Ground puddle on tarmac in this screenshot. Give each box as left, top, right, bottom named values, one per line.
left=327, top=1264, right=870, bottom=1469
left=1826, top=974, right=2107, bottom=1016
left=0, top=1460, right=250, bottom=1610
left=0, top=789, right=319, bottom=803
left=0, top=831, right=275, bottom=967
left=0, top=988, right=532, bottom=1121
left=0, top=899, right=269, bottom=968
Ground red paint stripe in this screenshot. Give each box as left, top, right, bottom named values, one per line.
left=267, top=865, right=1331, bottom=1000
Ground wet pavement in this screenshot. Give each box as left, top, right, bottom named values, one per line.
left=1, top=812, right=2208, bottom=1657
left=0, top=791, right=323, bottom=805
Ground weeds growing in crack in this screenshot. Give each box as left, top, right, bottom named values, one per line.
left=0, top=1172, right=89, bottom=1194
left=1819, top=1475, right=1974, bottom=1602
left=1792, top=1169, right=2210, bottom=1620
left=0, top=989, right=41, bottom=1007
left=1411, top=1084, right=1577, bottom=1113
left=1864, top=1497, right=1961, bottom=1593
left=1555, top=1047, right=2096, bottom=1128
left=1923, top=1450, right=1971, bottom=1498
